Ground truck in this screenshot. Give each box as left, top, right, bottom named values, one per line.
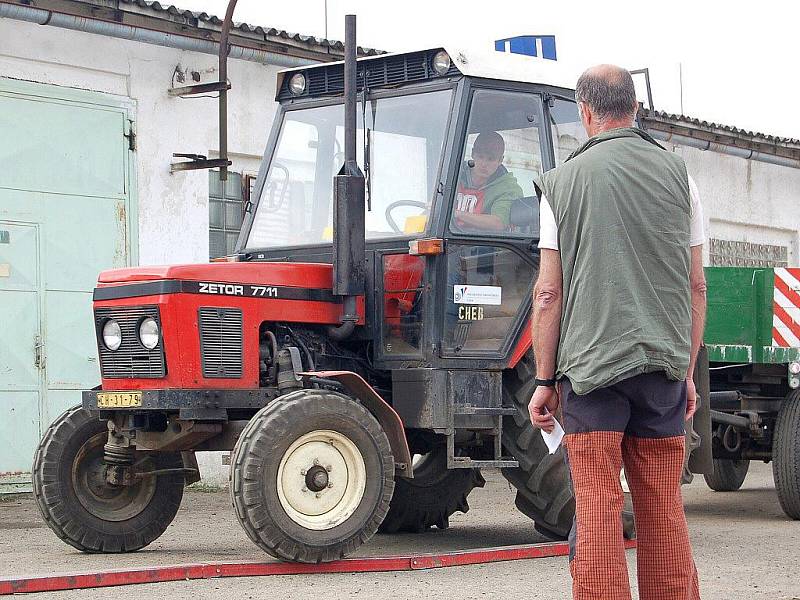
left=30, top=21, right=799, bottom=563
left=702, top=266, right=800, bottom=518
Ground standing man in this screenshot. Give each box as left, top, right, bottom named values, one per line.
left=529, top=65, right=706, bottom=600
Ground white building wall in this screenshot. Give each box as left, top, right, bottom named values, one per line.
left=1, top=19, right=284, bottom=485
left=0, top=19, right=279, bottom=266
left=669, top=144, right=800, bottom=265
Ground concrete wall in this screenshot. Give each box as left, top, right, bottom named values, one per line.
left=669, top=144, right=800, bottom=265
left=0, top=18, right=278, bottom=266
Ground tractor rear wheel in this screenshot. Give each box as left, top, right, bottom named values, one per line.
left=501, top=355, right=574, bottom=539
left=501, top=354, right=635, bottom=540
left=230, top=390, right=394, bottom=562
left=773, top=390, right=800, bottom=519
left=378, top=446, right=485, bottom=533
left=33, top=406, right=185, bottom=553
left=703, top=458, right=749, bottom=492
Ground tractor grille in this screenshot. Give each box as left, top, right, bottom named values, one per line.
left=278, top=49, right=460, bottom=100
left=95, top=305, right=166, bottom=379
left=198, top=307, right=243, bottom=379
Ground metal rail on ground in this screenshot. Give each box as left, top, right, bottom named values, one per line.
left=0, top=540, right=636, bottom=595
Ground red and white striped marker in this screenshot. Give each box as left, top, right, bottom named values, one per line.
left=772, top=268, right=800, bottom=347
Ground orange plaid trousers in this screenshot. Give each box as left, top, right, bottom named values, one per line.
left=565, top=431, right=700, bottom=600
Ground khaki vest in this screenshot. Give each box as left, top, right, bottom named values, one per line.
left=539, top=128, right=692, bottom=395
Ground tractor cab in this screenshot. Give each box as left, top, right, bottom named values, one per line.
left=240, top=47, right=585, bottom=367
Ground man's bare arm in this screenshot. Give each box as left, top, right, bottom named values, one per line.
left=684, top=245, right=706, bottom=419
left=687, top=245, right=707, bottom=377
left=532, top=249, right=563, bottom=379
left=528, top=249, right=563, bottom=431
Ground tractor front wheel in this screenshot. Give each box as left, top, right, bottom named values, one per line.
left=32, top=406, right=185, bottom=553
left=230, top=390, right=394, bottom=562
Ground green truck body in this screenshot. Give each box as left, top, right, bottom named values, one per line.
left=706, top=267, right=800, bottom=365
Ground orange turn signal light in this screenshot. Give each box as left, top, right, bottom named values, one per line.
left=409, top=238, right=444, bottom=256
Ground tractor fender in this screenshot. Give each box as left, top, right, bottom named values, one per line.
left=299, top=370, right=413, bottom=478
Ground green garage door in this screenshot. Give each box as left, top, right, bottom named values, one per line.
left=0, top=79, right=136, bottom=491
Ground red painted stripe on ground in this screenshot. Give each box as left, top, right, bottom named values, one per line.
left=0, top=540, right=637, bottom=594
left=773, top=302, right=800, bottom=341
left=773, top=326, right=791, bottom=348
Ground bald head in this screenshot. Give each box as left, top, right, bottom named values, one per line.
left=575, top=64, right=637, bottom=123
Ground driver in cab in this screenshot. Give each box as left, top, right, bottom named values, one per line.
left=454, top=131, right=524, bottom=232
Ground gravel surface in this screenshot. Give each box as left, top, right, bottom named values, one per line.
left=1, top=461, right=798, bottom=599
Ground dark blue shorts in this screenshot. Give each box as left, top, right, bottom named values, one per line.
left=560, top=371, right=687, bottom=438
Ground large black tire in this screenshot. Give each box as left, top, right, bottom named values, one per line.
left=501, top=354, right=635, bottom=540
left=501, top=355, right=575, bottom=539
left=378, top=446, right=485, bottom=533
left=33, top=406, right=185, bottom=553
left=703, top=458, right=749, bottom=492
left=230, top=390, right=394, bottom=562
left=773, top=390, right=800, bottom=519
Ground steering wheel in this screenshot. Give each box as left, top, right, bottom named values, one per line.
left=385, top=200, right=428, bottom=234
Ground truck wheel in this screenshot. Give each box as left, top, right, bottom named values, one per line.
left=230, top=390, right=394, bottom=562
left=773, top=390, right=800, bottom=519
left=703, top=458, right=749, bottom=491
left=500, top=354, right=635, bottom=540
left=378, top=446, right=485, bottom=533
left=32, top=406, right=185, bottom=553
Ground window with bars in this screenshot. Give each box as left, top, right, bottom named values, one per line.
left=209, top=171, right=245, bottom=259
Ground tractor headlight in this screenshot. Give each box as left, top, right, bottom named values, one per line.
left=432, top=51, right=452, bottom=75
left=288, top=72, right=307, bottom=96
left=102, top=320, right=122, bottom=351
left=789, top=361, right=800, bottom=375
left=138, top=317, right=160, bottom=350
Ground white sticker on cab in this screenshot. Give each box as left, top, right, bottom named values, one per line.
left=453, top=285, right=502, bottom=305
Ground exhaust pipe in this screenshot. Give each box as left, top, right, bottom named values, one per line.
left=329, top=14, right=366, bottom=341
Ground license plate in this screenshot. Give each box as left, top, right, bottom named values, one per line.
left=96, top=391, right=142, bottom=408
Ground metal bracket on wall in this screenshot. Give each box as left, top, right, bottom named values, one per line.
left=170, top=154, right=231, bottom=173
left=168, top=0, right=237, bottom=180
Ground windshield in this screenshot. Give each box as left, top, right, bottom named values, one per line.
left=246, top=89, right=453, bottom=249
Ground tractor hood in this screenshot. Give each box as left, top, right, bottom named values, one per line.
left=93, top=261, right=345, bottom=303
left=97, top=262, right=335, bottom=288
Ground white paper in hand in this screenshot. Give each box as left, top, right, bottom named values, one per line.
left=540, top=418, right=565, bottom=454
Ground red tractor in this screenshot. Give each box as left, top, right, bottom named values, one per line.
left=33, top=21, right=709, bottom=562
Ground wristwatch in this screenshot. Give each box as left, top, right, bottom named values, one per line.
left=534, top=377, right=556, bottom=388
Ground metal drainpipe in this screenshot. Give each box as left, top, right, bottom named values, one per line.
left=649, top=129, right=800, bottom=170
left=0, top=3, right=316, bottom=68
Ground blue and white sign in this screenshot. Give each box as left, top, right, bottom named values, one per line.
left=495, top=35, right=557, bottom=61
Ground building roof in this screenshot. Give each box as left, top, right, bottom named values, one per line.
left=641, top=108, right=800, bottom=162
left=117, top=0, right=382, bottom=57
left=642, top=109, right=800, bottom=148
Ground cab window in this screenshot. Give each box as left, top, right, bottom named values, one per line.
left=450, top=90, right=545, bottom=237
left=549, top=98, right=588, bottom=165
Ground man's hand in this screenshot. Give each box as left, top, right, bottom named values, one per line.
left=529, top=385, right=560, bottom=433
left=685, top=378, right=697, bottom=421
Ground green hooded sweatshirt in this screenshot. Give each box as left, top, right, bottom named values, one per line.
left=456, top=165, right=524, bottom=226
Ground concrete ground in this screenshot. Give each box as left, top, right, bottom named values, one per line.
left=1, top=461, right=798, bottom=599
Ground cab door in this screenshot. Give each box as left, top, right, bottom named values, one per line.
left=440, top=88, right=547, bottom=359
